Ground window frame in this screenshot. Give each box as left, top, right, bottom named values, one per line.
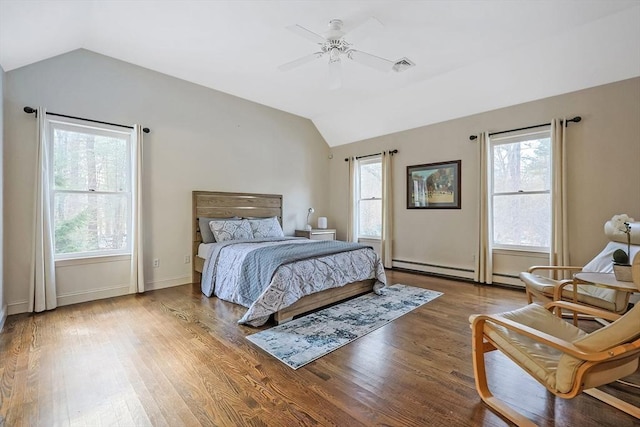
left=356, top=156, right=383, bottom=240
left=490, top=128, right=551, bottom=253
left=48, top=118, right=134, bottom=260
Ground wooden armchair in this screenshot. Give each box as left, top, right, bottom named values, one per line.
left=470, top=300, right=640, bottom=426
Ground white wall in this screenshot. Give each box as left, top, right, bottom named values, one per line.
left=4, top=49, right=330, bottom=314
left=329, top=77, right=640, bottom=286
left=0, top=64, right=5, bottom=329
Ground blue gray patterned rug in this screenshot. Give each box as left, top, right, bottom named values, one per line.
left=246, top=284, right=442, bottom=369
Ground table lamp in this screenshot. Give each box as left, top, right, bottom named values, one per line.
left=305, top=207, right=314, bottom=231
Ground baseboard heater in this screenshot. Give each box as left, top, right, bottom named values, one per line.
left=392, top=259, right=475, bottom=281
left=391, top=259, right=524, bottom=289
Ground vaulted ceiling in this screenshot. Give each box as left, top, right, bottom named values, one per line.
left=1, top=1, right=639, bottom=146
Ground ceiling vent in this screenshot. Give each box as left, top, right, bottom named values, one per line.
left=393, top=57, right=415, bottom=72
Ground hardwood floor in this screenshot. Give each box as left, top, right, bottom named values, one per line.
left=1, top=270, right=638, bottom=426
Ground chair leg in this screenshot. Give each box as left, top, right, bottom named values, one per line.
left=584, top=388, right=640, bottom=419
left=525, top=288, right=534, bottom=304
left=471, top=321, right=537, bottom=427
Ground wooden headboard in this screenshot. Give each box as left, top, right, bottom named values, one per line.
left=192, top=191, right=283, bottom=283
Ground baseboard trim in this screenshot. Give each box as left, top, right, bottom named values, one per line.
left=7, top=275, right=192, bottom=315
left=57, top=285, right=131, bottom=307
left=145, top=275, right=191, bottom=291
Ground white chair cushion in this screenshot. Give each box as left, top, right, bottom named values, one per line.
left=475, top=304, right=586, bottom=392
left=519, top=272, right=628, bottom=313
left=556, top=304, right=640, bottom=392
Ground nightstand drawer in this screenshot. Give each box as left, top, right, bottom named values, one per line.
left=295, top=229, right=336, bottom=240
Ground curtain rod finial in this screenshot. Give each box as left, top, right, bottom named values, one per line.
left=143, top=127, right=150, bottom=134
left=23, top=106, right=36, bottom=114
left=469, top=135, right=478, bottom=141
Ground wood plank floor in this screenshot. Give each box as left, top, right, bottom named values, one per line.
left=1, top=269, right=638, bottom=426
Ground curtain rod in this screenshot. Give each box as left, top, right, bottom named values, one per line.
left=344, top=149, right=398, bottom=162
left=23, top=106, right=150, bottom=134
left=468, top=116, right=581, bottom=141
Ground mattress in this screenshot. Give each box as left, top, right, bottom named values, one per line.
left=198, top=242, right=215, bottom=259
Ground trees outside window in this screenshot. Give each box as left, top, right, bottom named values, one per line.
left=491, top=130, right=551, bottom=251
left=358, top=157, right=382, bottom=238
left=50, top=120, right=132, bottom=259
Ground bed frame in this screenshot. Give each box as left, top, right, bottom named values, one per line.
left=192, top=190, right=375, bottom=323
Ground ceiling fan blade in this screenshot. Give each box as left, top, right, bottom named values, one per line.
left=278, top=52, right=324, bottom=72
left=328, top=59, right=342, bottom=90
left=343, top=16, right=384, bottom=43
left=286, top=24, right=326, bottom=44
left=346, top=49, right=395, bottom=72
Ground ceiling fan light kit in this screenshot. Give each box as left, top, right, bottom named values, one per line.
left=279, top=17, right=414, bottom=84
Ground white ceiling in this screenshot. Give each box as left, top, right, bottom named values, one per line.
left=1, top=1, right=639, bottom=146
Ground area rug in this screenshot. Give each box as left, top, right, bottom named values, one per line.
left=246, top=284, right=442, bottom=369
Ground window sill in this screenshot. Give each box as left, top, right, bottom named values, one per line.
left=492, top=248, right=549, bottom=258
left=55, top=254, right=132, bottom=267
left=358, top=237, right=381, bottom=242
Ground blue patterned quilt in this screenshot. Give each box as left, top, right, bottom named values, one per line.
left=200, top=237, right=387, bottom=325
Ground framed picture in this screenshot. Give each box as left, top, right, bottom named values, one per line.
left=407, top=160, right=461, bottom=209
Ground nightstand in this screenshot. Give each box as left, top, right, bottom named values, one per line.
left=295, top=229, right=336, bottom=240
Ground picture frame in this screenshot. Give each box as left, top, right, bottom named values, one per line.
left=407, top=160, right=461, bottom=209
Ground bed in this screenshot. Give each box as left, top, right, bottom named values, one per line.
left=192, top=191, right=386, bottom=326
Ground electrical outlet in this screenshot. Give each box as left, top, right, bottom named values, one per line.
left=184, top=255, right=191, bottom=264
left=153, top=258, right=159, bottom=268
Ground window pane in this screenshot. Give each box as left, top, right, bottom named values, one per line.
left=53, top=193, right=129, bottom=254
left=53, top=128, right=129, bottom=192
left=493, top=193, right=550, bottom=247
left=360, top=161, right=381, bottom=199
left=358, top=199, right=381, bottom=237
left=493, top=138, right=550, bottom=193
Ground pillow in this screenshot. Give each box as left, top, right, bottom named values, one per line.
left=198, top=216, right=240, bottom=243
left=209, top=219, right=253, bottom=242
left=604, top=219, right=640, bottom=245
left=249, top=216, right=284, bottom=238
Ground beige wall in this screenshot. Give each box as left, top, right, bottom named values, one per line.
left=329, top=77, right=640, bottom=285
left=4, top=49, right=330, bottom=314
left=0, top=64, right=5, bottom=328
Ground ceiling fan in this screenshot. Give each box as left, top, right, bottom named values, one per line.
left=278, top=18, right=414, bottom=88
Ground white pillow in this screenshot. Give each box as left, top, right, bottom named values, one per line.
left=604, top=220, right=640, bottom=245
left=209, top=219, right=253, bottom=242
left=249, top=217, right=284, bottom=238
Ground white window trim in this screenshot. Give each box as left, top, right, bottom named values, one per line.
left=357, top=156, right=382, bottom=240
left=490, top=127, right=551, bottom=252
left=48, top=119, right=134, bottom=260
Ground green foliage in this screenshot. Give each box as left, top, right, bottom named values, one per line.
left=55, top=209, right=89, bottom=254
left=612, top=248, right=629, bottom=265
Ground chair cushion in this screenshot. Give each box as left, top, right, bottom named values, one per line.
left=604, top=220, right=640, bottom=245
left=583, top=241, right=640, bottom=273
left=556, top=304, right=640, bottom=392
left=476, top=304, right=587, bottom=392
left=519, top=272, right=629, bottom=313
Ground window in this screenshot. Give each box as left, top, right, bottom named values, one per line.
left=49, top=119, right=133, bottom=259
left=491, top=129, right=551, bottom=251
left=357, top=157, right=382, bottom=238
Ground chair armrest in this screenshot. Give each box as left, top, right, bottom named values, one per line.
left=527, top=265, right=583, bottom=273
left=552, top=279, right=576, bottom=301
left=471, top=313, right=626, bottom=362
left=545, top=301, right=622, bottom=322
